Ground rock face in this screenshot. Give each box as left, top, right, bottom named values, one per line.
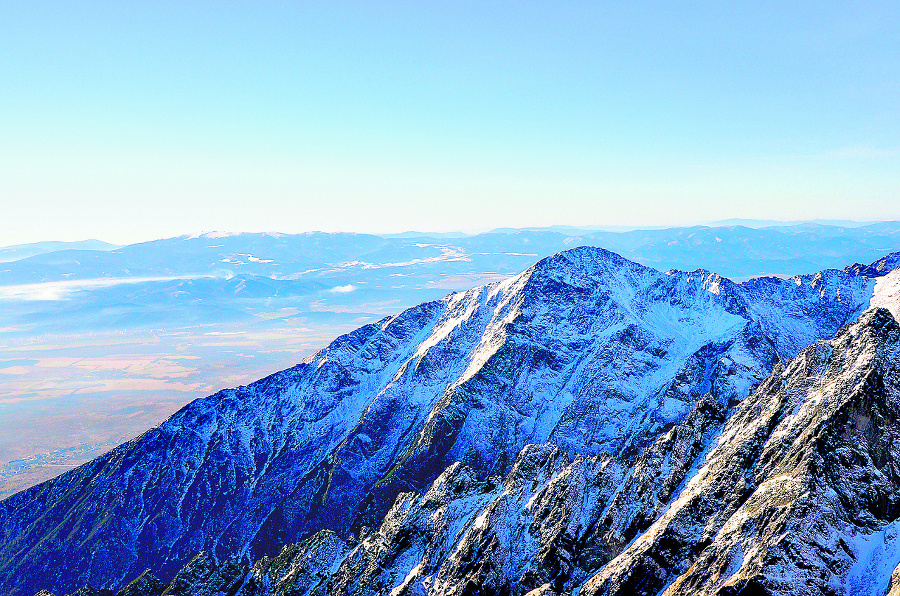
left=4, top=247, right=898, bottom=596
left=583, top=307, right=900, bottom=596
left=114, top=571, right=164, bottom=596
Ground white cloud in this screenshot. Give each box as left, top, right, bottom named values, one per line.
left=328, top=284, right=356, bottom=293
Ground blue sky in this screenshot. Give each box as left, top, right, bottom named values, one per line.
left=1, top=1, right=898, bottom=244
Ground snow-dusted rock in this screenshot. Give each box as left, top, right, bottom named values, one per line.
left=240, top=531, right=352, bottom=596
left=113, top=570, right=164, bottom=596
left=582, top=308, right=900, bottom=596
left=6, top=247, right=896, bottom=596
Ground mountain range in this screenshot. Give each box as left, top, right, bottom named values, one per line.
left=3, top=222, right=900, bottom=499
left=4, top=244, right=900, bottom=596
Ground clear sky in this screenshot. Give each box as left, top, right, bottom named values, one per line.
left=1, top=1, right=898, bottom=245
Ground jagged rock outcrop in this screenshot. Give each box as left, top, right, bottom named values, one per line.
left=240, top=531, right=353, bottom=596
left=114, top=570, right=164, bottom=596
left=9, top=247, right=898, bottom=596
left=318, top=398, right=728, bottom=596
left=160, top=551, right=246, bottom=596
left=845, top=253, right=900, bottom=278
left=582, top=307, right=900, bottom=596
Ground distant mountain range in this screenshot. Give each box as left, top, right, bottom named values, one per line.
left=0, top=239, right=118, bottom=263
left=703, top=218, right=879, bottom=228
left=3, top=222, right=900, bottom=332
left=4, top=244, right=900, bottom=596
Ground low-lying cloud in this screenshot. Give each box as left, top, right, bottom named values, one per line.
left=0, top=275, right=218, bottom=301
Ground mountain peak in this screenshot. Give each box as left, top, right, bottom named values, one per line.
left=3, top=247, right=896, bottom=596
left=845, top=250, right=900, bottom=278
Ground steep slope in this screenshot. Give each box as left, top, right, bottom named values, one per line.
left=0, top=247, right=882, bottom=596
left=47, top=306, right=900, bottom=596
left=304, top=395, right=728, bottom=596
left=582, top=307, right=900, bottom=596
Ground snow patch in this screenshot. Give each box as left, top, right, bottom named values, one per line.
left=871, top=268, right=900, bottom=322
left=845, top=520, right=900, bottom=595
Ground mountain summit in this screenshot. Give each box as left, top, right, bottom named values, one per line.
left=3, top=246, right=899, bottom=596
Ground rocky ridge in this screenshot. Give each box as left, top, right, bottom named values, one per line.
left=40, top=307, right=900, bottom=596
left=7, top=247, right=900, bottom=596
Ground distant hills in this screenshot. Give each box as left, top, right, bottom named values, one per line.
left=704, top=218, right=879, bottom=228
left=0, top=239, right=118, bottom=263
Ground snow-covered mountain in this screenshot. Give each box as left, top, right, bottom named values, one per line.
left=4, top=246, right=900, bottom=596
left=5, top=223, right=900, bottom=501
